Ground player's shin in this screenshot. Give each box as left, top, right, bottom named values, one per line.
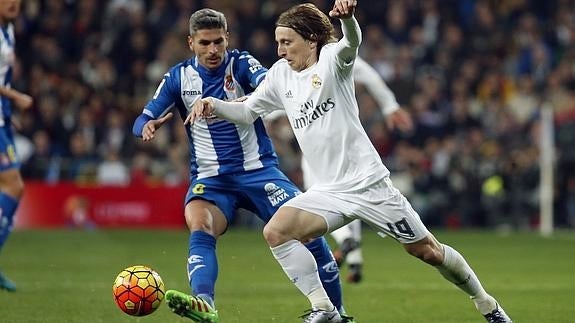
left=271, top=239, right=333, bottom=311
left=436, top=244, right=486, bottom=296
left=188, top=231, right=218, bottom=307
left=305, top=237, right=343, bottom=312
left=436, top=244, right=498, bottom=312
left=0, top=193, right=18, bottom=249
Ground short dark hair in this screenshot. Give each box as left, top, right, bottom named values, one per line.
left=276, top=3, right=337, bottom=56
left=189, top=8, right=227, bottom=35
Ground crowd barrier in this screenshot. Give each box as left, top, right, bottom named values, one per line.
left=14, top=182, right=188, bottom=229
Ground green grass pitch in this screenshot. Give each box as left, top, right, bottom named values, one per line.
left=0, top=228, right=573, bottom=322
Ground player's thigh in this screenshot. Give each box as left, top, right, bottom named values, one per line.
left=281, top=189, right=353, bottom=235
left=236, top=167, right=301, bottom=223
left=184, top=199, right=228, bottom=237
left=185, top=178, right=239, bottom=236
left=264, top=205, right=331, bottom=245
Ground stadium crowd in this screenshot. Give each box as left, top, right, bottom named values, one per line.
left=10, top=0, right=575, bottom=229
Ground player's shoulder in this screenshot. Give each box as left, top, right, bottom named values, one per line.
left=173, top=58, right=196, bottom=70
left=229, top=49, right=263, bottom=66
left=229, top=49, right=255, bottom=59
left=164, top=58, right=195, bottom=76
left=319, top=42, right=338, bottom=58
left=269, top=59, right=289, bottom=70
left=229, top=49, right=266, bottom=80
left=266, top=59, right=290, bottom=76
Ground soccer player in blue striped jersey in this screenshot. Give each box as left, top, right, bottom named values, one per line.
left=132, top=8, right=351, bottom=323
left=0, top=0, right=33, bottom=292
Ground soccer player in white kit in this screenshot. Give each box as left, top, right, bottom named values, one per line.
left=189, top=1, right=512, bottom=322
left=301, top=56, right=413, bottom=283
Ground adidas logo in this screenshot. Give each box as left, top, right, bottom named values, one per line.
left=285, top=90, right=293, bottom=98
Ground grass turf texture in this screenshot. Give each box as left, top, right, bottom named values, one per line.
left=0, top=229, right=573, bottom=322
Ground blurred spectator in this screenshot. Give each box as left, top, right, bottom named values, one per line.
left=20, top=130, right=55, bottom=181
left=63, top=131, right=97, bottom=183
left=96, top=149, right=130, bottom=186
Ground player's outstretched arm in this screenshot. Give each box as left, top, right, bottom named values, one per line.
left=186, top=97, right=259, bottom=125
left=354, top=57, right=399, bottom=114
left=353, top=58, right=414, bottom=132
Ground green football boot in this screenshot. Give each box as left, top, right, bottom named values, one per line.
left=165, top=289, right=218, bottom=322
left=340, top=309, right=356, bottom=323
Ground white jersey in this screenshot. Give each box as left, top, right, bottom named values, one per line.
left=302, top=56, right=401, bottom=189
left=245, top=43, right=389, bottom=192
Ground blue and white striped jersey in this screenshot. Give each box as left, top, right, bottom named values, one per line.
left=0, top=23, right=15, bottom=127
left=139, top=50, right=278, bottom=179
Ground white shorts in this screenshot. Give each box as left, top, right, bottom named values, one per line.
left=282, top=177, right=430, bottom=244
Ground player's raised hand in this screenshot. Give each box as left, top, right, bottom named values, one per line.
left=184, top=98, right=215, bottom=125
left=142, top=112, right=173, bottom=141
left=329, top=0, right=357, bottom=19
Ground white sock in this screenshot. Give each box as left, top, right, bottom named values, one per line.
left=473, top=295, right=498, bottom=315
left=346, top=220, right=362, bottom=264
left=330, top=225, right=353, bottom=245
left=348, top=220, right=362, bottom=239
left=346, top=248, right=363, bottom=265
left=436, top=244, right=497, bottom=314
left=271, top=239, right=332, bottom=310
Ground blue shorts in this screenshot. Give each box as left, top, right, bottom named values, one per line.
left=0, top=126, right=19, bottom=171
left=185, top=167, right=301, bottom=224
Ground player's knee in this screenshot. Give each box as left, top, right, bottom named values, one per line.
left=262, top=223, right=279, bottom=246
left=185, top=211, right=214, bottom=234
left=263, top=222, right=290, bottom=247
left=184, top=201, right=228, bottom=236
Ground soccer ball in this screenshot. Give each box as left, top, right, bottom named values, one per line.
left=113, top=265, right=165, bottom=316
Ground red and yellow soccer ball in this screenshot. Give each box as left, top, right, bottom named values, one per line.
left=113, top=265, right=165, bottom=316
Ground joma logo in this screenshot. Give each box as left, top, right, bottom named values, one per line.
left=182, top=90, right=202, bottom=95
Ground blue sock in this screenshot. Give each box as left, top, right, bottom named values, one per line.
left=305, top=237, right=343, bottom=312
left=0, top=193, right=18, bottom=251
left=188, top=231, right=218, bottom=307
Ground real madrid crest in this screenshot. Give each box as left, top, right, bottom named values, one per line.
left=311, top=74, right=322, bottom=89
